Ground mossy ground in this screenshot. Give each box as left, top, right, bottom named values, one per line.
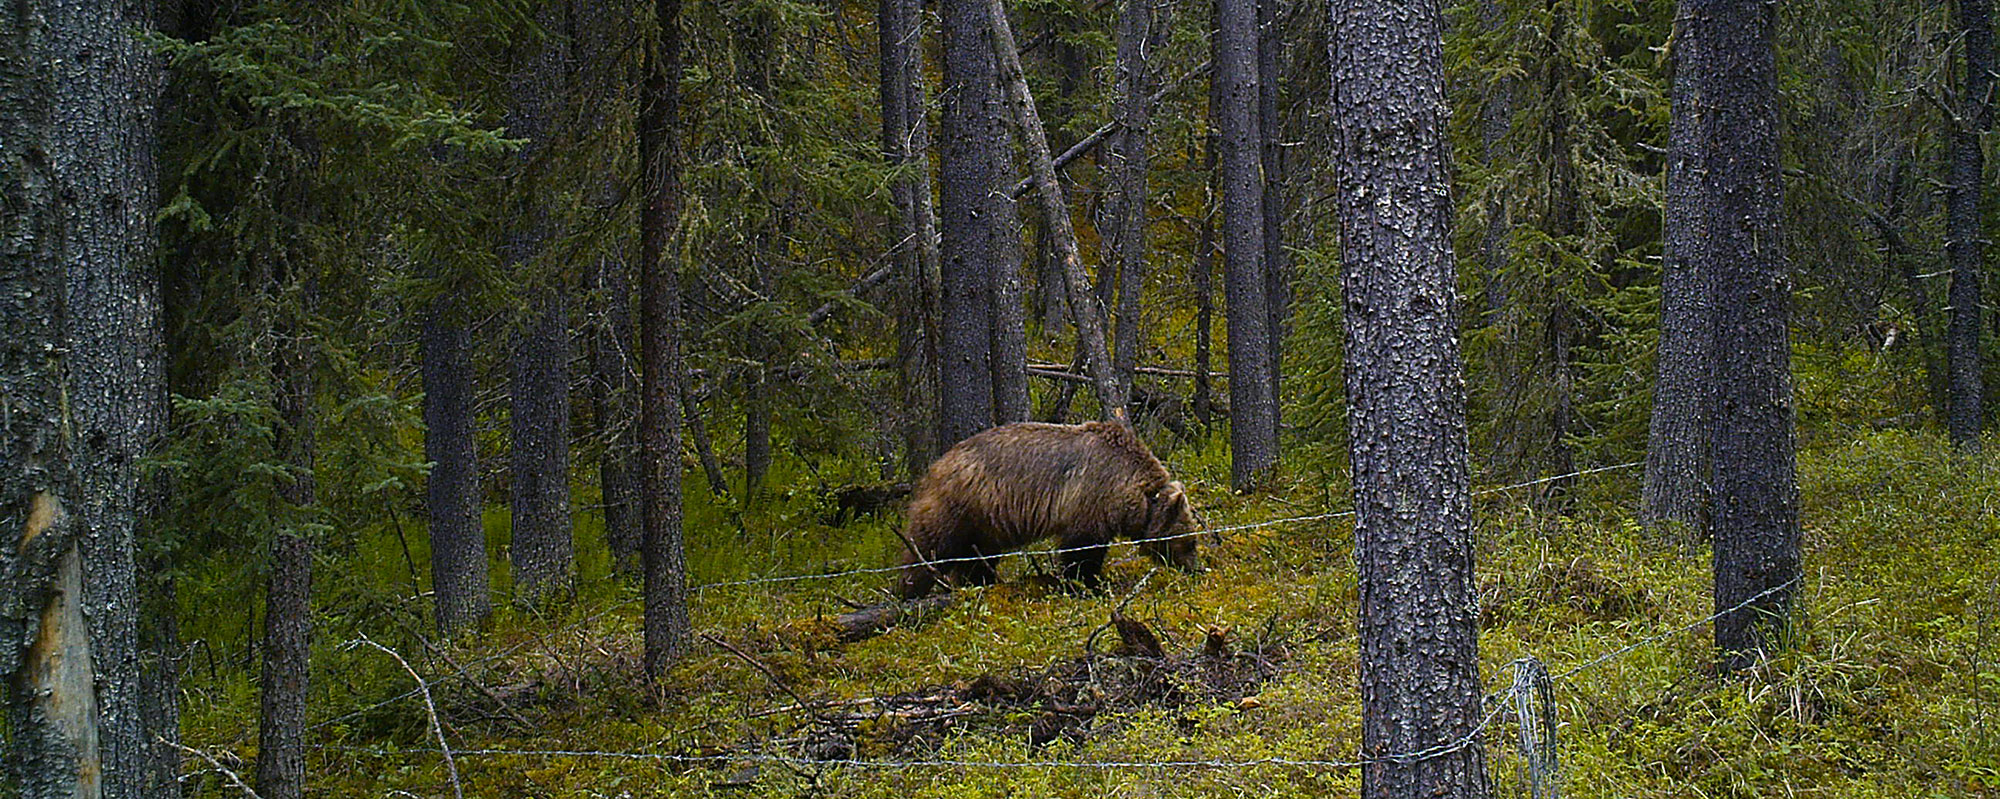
left=179, top=350, right=1999, bottom=798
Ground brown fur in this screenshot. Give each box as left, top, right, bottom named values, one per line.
left=897, top=421, right=1201, bottom=599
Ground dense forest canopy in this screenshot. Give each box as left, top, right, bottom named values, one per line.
left=1, top=0, right=1994, bottom=795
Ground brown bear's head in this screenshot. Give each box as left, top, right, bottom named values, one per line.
left=1137, top=481, right=1201, bottom=574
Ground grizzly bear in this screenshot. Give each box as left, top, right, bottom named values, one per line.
left=896, top=421, right=1202, bottom=599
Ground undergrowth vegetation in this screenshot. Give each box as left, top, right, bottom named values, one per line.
left=176, top=348, right=1999, bottom=797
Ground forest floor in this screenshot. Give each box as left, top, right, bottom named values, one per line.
left=181, top=356, right=2000, bottom=798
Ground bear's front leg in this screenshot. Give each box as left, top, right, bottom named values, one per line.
left=1059, top=542, right=1108, bottom=592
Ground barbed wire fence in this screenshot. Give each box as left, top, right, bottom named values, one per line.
left=225, top=459, right=1807, bottom=795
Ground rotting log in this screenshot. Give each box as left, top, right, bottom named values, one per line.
left=831, top=594, right=956, bottom=642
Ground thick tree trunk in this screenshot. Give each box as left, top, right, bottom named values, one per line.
left=991, top=219, right=1031, bottom=424
left=1217, top=0, right=1276, bottom=488
left=937, top=0, right=1004, bottom=446
left=641, top=0, right=692, bottom=680
left=2, top=19, right=93, bottom=792
left=423, top=305, right=491, bottom=633
left=509, top=295, right=574, bottom=602
left=986, top=0, right=1129, bottom=423
left=504, top=9, right=575, bottom=603
left=588, top=254, right=643, bottom=574
left=1682, top=0, right=1800, bottom=671
left=1257, top=0, right=1286, bottom=441
left=1945, top=0, right=1991, bottom=448
left=882, top=0, right=942, bottom=473
left=257, top=310, right=316, bottom=799
left=42, top=2, right=167, bottom=797
left=1110, top=0, right=1159, bottom=401
left=1643, top=16, right=1715, bottom=537
left=1328, top=0, right=1493, bottom=794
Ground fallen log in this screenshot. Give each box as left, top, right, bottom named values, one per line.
left=831, top=593, right=956, bottom=642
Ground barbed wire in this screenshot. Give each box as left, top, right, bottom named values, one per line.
left=310, top=565, right=1807, bottom=781
left=305, top=461, right=1644, bottom=733
left=695, top=460, right=1645, bottom=592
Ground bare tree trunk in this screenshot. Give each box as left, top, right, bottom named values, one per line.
left=1680, top=0, right=1800, bottom=671
left=257, top=329, right=315, bottom=799
left=504, top=9, right=575, bottom=604
left=423, top=306, right=491, bottom=632
left=1217, top=0, right=1276, bottom=488
left=1643, top=16, right=1715, bottom=537
left=1945, top=0, right=1991, bottom=448
left=641, top=0, right=692, bottom=680
left=1193, top=134, right=1218, bottom=427
left=882, top=0, right=941, bottom=473
left=3, top=10, right=91, bottom=795
left=509, top=295, right=574, bottom=602
left=41, top=1, right=168, bottom=797
left=1110, top=0, right=1161, bottom=401
left=681, top=380, right=729, bottom=498
left=986, top=0, right=1129, bottom=423
left=1329, top=0, right=1493, bottom=794
left=1257, top=0, right=1286, bottom=442
left=938, top=0, right=1002, bottom=446
left=588, top=253, right=643, bottom=574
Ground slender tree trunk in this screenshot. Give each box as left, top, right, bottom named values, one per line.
left=1946, top=0, right=1991, bottom=448
left=682, top=380, right=729, bottom=498
left=882, top=0, right=941, bottom=473
left=641, top=0, right=692, bottom=680
left=1217, top=0, right=1276, bottom=488
left=744, top=365, right=772, bottom=500
left=1257, top=0, right=1286, bottom=442
left=938, top=0, right=1002, bottom=445
left=1329, top=0, right=1493, bottom=794
left=1193, top=136, right=1219, bottom=428
left=986, top=0, right=1129, bottom=423
left=1476, top=0, right=1512, bottom=326
left=1540, top=0, right=1578, bottom=491
left=1682, top=0, right=1800, bottom=671
left=258, top=277, right=317, bottom=799
left=1110, top=0, right=1159, bottom=401
left=509, top=294, right=574, bottom=602
left=1643, top=15, right=1715, bottom=537
left=423, top=304, right=491, bottom=633
left=588, top=253, right=643, bottom=574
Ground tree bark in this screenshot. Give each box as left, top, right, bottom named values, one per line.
left=882, top=0, right=943, bottom=473
left=504, top=9, right=575, bottom=604
left=257, top=293, right=316, bottom=799
left=1257, top=0, right=1287, bottom=441
left=1643, top=13, right=1716, bottom=537
left=1945, top=0, right=1992, bottom=448
left=1680, top=0, right=1800, bottom=671
left=45, top=1, right=167, bottom=797
left=423, top=304, right=491, bottom=633
left=588, top=253, right=643, bottom=575
left=986, top=0, right=1129, bottom=423
left=1217, top=0, right=1276, bottom=488
left=1110, top=0, right=1161, bottom=402
left=1193, top=134, right=1219, bottom=427
left=641, top=0, right=692, bottom=680
left=509, top=295, right=574, bottom=602
left=938, top=0, right=1004, bottom=446
left=3, top=10, right=90, bottom=794
left=1328, top=0, right=1493, bottom=794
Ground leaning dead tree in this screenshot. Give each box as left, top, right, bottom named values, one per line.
left=986, top=0, right=1128, bottom=423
